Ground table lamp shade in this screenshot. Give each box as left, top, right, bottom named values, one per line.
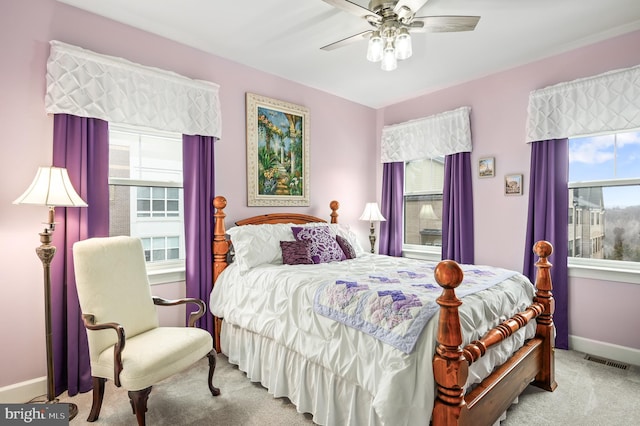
left=359, top=202, right=386, bottom=222
left=14, top=166, right=87, bottom=207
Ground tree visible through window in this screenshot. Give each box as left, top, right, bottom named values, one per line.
left=568, top=130, right=640, bottom=262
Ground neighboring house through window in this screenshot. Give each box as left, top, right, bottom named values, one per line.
left=108, top=124, right=185, bottom=282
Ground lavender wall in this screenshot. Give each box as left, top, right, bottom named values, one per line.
left=1, top=0, right=638, bottom=394
left=380, top=30, right=640, bottom=351
left=0, top=0, right=375, bottom=390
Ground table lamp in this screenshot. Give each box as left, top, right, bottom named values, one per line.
left=359, top=202, right=386, bottom=253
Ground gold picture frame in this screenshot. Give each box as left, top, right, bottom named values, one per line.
left=505, top=174, right=524, bottom=196
left=478, top=157, right=495, bottom=178
left=246, top=93, right=310, bottom=206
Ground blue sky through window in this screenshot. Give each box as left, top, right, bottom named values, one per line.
left=569, top=130, right=640, bottom=208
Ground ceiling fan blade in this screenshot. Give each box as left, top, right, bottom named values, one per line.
left=321, top=0, right=379, bottom=22
left=411, top=15, right=480, bottom=33
left=320, top=30, right=372, bottom=51
left=394, top=0, right=431, bottom=14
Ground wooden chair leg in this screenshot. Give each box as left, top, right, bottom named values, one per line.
left=87, top=377, right=106, bottom=422
left=207, top=349, right=221, bottom=396
left=128, top=386, right=152, bottom=426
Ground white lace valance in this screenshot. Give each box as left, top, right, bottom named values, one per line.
left=526, top=64, right=640, bottom=142
left=45, top=40, right=222, bottom=138
left=381, top=106, right=472, bottom=163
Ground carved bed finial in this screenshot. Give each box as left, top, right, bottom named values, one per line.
left=213, top=195, right=227, bottom=210
left=330, top=200, right=339, bottom=223
left=434, top=260, right=464, bottom=291
left=533, top=240, right=553, bottom=259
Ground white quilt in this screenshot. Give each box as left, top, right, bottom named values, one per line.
left=210, top=254, right=536, bottom=426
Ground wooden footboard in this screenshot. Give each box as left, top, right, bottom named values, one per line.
left=432, top=241, right=557, bottom=426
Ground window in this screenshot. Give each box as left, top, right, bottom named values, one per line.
left=141, top=236, right=180, bottom=262
left=403, top=157, right=445, bottom=257
left=108, top=124, right=185, bottom=283
left=568, top=130, right=640, bottom=277
left=136, top=187, right=180, bottom=218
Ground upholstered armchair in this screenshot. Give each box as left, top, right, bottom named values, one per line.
left=73, top=236, right=219, bottom=425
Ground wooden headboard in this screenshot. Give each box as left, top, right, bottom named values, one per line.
left=212, top=196, right=340, bottom=278
left=235, top=202, right=340, bottom=226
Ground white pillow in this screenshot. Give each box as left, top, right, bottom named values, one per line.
left=227, top=223, right=296, bottom=273
left=330, top=224, right=366, bottom=256
left=227, top=222, right=365, bottom=273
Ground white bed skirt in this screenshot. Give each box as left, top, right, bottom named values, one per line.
left=221, top=321, right=527, bottom=426
left=222, top=322, right=384, bottom=426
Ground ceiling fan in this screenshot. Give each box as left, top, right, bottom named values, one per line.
left=320, top=0, right=480, bottom=70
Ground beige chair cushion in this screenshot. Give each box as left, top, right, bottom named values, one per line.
left=91, top=327, right=213, bottom=391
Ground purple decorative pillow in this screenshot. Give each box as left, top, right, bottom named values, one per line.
left=336, top=235, right=357, bottom=259
left=280, top=240, right=313, bottom=265
left=291, top=226, right=346, bottom=264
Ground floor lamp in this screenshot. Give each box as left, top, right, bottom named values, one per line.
left=359, top=202, right=386, bottom=253
left=14, top=166, right=87, bottom=420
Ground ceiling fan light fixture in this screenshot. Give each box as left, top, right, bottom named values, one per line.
left=394, top=28, right=412, bottom=60
left=321, top=1, right=481, bottom=72
left=366, top=31, right=383, bottom=62
left=381, top=41, right=397, bottom=71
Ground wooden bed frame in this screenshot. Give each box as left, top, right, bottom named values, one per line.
left=211, top=195, right=556, bottom=426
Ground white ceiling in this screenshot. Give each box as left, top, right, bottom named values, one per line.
left=56, top=0, right=640, bottom=108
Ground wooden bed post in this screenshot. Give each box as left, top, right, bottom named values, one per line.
left=531, top=241, right=557, bottom=392
left=432, top=241, right=557, bottom=425
left=212, top=196, right=230, bottom=352
left=329, top=200, right=339, bottom=224
left=432, top=260, right=468, bottom=426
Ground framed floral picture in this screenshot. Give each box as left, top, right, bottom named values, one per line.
left=505, top=174, right=524, bottom=196
left=478, top=157, right=495, bottom=178
left=246, top=93, right=310, bottom=206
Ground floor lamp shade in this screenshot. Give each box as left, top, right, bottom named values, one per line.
left=14, top=166, right=87, bottom=208
left=14, top=166, right=86, bottom=419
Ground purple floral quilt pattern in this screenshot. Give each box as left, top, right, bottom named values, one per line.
left=314, top=264, right=518, bottom=353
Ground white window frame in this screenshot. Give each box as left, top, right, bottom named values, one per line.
left=108, top=126, right=185, bottom=285
left=109, top=179, right=186, bottom=285
left=567, top=177, right=640, bottom=285
left=402, top=193, right=443, bottom=262
left=401, top=159, right=444, bottom=262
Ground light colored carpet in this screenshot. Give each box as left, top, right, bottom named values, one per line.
left=502, top=349, right=640, bottom=426
left=61, top=349, right=639, bottom=425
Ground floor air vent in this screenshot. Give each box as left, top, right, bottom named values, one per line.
left=584, top=354, right=629, bottom=370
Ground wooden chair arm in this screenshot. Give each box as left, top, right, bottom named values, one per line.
left=81, top=313, right=126, bottom=387
left=152, top=296, right=207, bottom=327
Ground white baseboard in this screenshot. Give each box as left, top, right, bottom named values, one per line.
left=0, top=376, right=46, bottom=404
left=569, top=335, right=640, bottom=366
